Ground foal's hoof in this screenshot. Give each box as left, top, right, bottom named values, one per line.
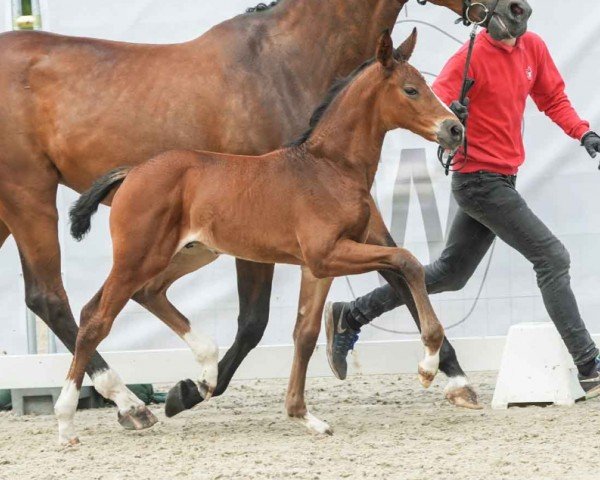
left=67, top=437, right=81, bottom=446
left=118, top=405, right=158, bottom=430
left=290, top=411, right=333, bottom=436
left=418, top=365, right=436, bottom=389
left=198, top=380, right=215, bottom=401
left=59, top=436, right=81, bottom=447
left=165, top=379, right=204, bottom=418
left=445, top=384, right=482, bottom=410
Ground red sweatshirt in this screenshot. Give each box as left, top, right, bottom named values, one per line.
left=433, top=31, right=590, bottom=175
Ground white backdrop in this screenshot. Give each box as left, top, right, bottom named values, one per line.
left=1, top=0, right=599, bottom=355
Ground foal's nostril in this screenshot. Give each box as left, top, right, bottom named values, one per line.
left=450, top=124, right=463, bottom=141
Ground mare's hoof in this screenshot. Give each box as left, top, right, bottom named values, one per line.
left=165, top=379, right=204, bottom=418
left=118, top=405, right=158, bottom=430
left=418, top=365, right=436, bottom=389
left=445, top=384, right=482, bottom=410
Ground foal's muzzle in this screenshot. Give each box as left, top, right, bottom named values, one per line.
left=437, top=119, right=464, bottom=152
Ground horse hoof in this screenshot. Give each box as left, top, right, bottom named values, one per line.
left=118, top=405, right=158, bottom=430
left=60, top=436, right=80, bottom=446
left=290, top=411, right=333, bottom=436
left=418, top=365, right=436, bottom=389
left=198, top=380, right=215, bottom=401
left=165, top=379, right=204, bottom=418
left=445, top=384, right=482, bottom=410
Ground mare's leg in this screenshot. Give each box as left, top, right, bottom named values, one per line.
left=286, top=267, right=333, bottom=435
left=0, top=183, right=113, bottom=382
left=165, top=259, right=274, bottom=416
left=309, top=240, right=445, bottom=386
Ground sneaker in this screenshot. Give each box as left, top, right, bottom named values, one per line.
left=579, top=357, right=600, bottom=399
left=324, top=301, right=359, bottom=380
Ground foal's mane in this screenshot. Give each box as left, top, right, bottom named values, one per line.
left=288, top=58, right=375, bottom=148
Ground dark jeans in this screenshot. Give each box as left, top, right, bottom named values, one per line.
left=349, top=171, right=598, bottom=366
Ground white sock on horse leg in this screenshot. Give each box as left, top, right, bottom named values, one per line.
left=92, top=368, right=144, bottom=413
left=55, top=379, right=80, bottom=444
left=183, top=329, right=219, bottom=395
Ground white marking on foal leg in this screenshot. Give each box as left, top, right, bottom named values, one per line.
left=183, top=329, right=219, bottom=399
left=290, top=411, right=333, bottom=436
left=55, top=380, right=80, bottom=445
left=92, top=369, right=144, bottom=414
left=418, top=348, right=440, bottom=388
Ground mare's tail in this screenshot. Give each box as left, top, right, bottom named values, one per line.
left=69, top=166, right=131, bottom=241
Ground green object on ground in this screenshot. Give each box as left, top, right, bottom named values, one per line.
left=126, top=384, right=166, bottom=405
left=0, top=389, right=11, bottom=410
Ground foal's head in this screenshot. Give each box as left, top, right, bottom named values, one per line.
left=372, top=29, right=463, bottom=152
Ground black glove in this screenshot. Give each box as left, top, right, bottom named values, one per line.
left=582, top=131, right=600, bottom=159
left=450, top=98, right=469, bottom=124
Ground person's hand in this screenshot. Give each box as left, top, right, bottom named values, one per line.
left=450, top=98, right=469, bottom=124
left=581, top=131, right=600, bottom=160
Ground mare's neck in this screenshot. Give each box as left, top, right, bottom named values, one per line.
left=249, top=0, right=405, bottom=94
left=305, top=69, right=389, bottom=189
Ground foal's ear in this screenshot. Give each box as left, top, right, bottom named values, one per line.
left=396, top=27, right=418, bottom=62
left=376, top=29, right=394, bottom=71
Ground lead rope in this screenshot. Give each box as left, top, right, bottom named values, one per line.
left=437, top=22, right=478, bottom=176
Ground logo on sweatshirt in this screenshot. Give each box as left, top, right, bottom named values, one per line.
left=526, top=66, right=533, bottom=81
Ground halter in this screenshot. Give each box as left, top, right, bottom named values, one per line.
left=416, top=0, right=499, bottom=27
left=416, top=0, right=500, bottom=174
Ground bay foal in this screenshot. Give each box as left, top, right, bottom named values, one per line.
left=0, top=0, right=531, bottom=425
left=58, top=29, right=462, bottom=444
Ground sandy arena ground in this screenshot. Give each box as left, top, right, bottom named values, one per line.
left=0, top=371, right=598, bottom=480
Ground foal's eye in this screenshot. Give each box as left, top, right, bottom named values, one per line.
left=404, top=87, right=419, bottom=97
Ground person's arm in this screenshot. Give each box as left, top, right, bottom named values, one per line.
left=529, top=38, right=593, bottom=144
left=432, top=49, right=471, bottom=104
left=433, top=50, right=471, bottom=122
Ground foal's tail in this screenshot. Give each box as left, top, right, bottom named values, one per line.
left=70, top=166, right=132, bottom=241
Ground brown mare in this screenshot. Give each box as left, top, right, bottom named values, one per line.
left=0, top=0, right=530, bottom=429
left=57, top=29, right=464, bottom=444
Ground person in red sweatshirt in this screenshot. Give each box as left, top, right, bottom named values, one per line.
left=325, top=29, right=600, bottom=398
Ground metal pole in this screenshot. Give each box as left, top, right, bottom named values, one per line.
left=48, top=323, right=58, bottom=354
left=12, top=0, right=42, bottom=31
left=25, top=308, right=38, bottom=355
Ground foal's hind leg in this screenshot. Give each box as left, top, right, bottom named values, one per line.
left=55, top=228, right=187, bottom=444
left=133, top=245, right=220, bottom=413
left=286, top=267, right=333, bottom=435
left=55, top=275, right=150, bottom=444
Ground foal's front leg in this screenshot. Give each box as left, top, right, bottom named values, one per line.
left=286, top=267, right=333, bottom=435
left=307, top=240, right=445, bottom=386
left=366, top=203, right=480, bottom=408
